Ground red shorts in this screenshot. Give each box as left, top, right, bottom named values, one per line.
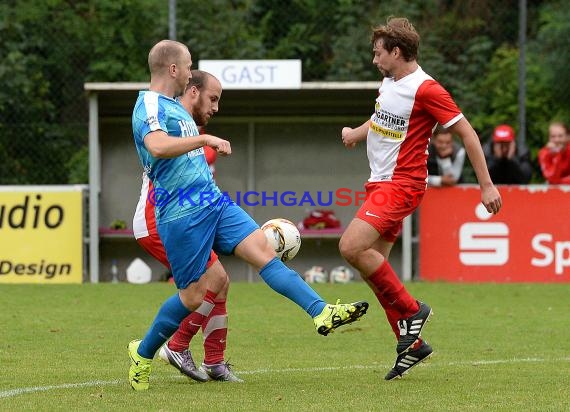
left=355, top=180, right=425, bottom=242
left=136, top=229, right=218, bottom=270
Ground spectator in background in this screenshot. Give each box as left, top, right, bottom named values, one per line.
left=484, top=124, right=532, bottom=184
left=427, top=126, right=465, bottom=187
left=538, top=121, right=570, bottom=184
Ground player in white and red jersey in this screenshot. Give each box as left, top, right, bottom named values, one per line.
left=339, top=17, right=502, bottom=380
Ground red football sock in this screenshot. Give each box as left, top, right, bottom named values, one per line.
left=373, top=292, right=402, bottom=340
left=167, top=290, right=217, bottom=352
left=202, top=299, right=228, bottom=365
left=368, top=260, right=419, bottom=320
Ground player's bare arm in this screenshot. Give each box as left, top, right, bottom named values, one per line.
left=450, top=118, right=502, bottom=214
left=342, top=119, right=371, bottom=147
left=144, top=130, right=231, bottom=158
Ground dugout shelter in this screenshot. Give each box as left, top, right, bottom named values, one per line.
left=85, top=82, right=415, bottom=283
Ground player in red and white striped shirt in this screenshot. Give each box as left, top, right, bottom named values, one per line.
left=339, top=17, right=502, bottom=380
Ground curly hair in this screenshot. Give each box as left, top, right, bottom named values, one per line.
left=371, top=17, right=420, bottom=62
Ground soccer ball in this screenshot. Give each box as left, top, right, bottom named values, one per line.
left=329, top=265, right=355, bottom=283
left=261, top=218, right=301, bottom=262
left=304, top=266, right=328, bottom=283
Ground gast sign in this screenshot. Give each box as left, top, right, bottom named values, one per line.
left=198, top=60, right=302, bottom=89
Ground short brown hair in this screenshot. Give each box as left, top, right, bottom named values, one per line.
left=372, top=17, right=420, bottom=62
left=188, top=69, right=210, bottom=91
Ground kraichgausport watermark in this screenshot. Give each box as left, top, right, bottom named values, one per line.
left=146, top=188, right=422, bottom=208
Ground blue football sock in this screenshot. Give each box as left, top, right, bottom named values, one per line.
left=138, top=293, right=190, bottom=359
left=259, top=257, right=326, bottom=317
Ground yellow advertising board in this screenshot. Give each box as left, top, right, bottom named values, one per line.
left=0, top=186, right=84, bottom=284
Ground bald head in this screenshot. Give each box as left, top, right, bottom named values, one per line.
left=147, top=39, right=193, bottom=97
left=148, top=40, right=190, bottom=74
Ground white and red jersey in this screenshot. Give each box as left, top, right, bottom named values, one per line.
left=367, top=66, right=463, bottom=184
left=133, top=172, right=218, bottom=269
left=133, top=173, right=156, bottom=240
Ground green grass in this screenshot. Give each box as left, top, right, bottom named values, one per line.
left=1, top=282, right=569, bottom=411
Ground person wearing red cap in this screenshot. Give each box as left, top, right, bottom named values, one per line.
left=538, top=121, right=570, bottom=184
left=483, top=124, right=532, bottom=184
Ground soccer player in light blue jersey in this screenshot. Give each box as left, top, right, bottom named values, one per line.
left=133, top=70, right=239, bottom=383
left=127, top=39, right=369, bottom=391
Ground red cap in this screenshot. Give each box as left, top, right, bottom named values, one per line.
left=493, top=124, right=515, bottom=142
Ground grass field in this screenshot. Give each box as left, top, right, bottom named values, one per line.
left=1, top=281, right=569, bottom=411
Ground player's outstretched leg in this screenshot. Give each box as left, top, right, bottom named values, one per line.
left=202, top=362, right=243, bottom=382
left=254, top=256, right=369, bottom=336
left=385, top=340, right=433, bottom=380
left=127, top=340, right=153, bottom=391
left=313, top=299, right=369, bottom=336
left=396, top=301, right=433, bottom=354
left=159, top=344, right=209, bottom=382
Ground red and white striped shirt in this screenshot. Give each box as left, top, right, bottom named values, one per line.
left=133, top=173, right=155, bottom=240
left=367, top=66, right=463, bottom=184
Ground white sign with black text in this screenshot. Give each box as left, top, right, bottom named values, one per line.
left=198, top=60, right=302, bottom=90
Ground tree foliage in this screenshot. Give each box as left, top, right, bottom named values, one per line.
left=534, top=0, right=570, bottom=121
left=0, top=0, right=565, bottom=184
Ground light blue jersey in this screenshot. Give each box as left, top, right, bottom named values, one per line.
left=132, top=91, right=222, bottom=223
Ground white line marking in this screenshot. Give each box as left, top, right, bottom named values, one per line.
left=0, top=380, right=122, bottom=399
left=1, top=357, right=569, bottom=399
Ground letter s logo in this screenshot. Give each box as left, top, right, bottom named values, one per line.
left=459, top=223, right=509, bottom=265
left=458, top=203, right=509, bottom=266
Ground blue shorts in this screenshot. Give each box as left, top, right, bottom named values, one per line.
left=157, top=199, right=258, bottom=289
